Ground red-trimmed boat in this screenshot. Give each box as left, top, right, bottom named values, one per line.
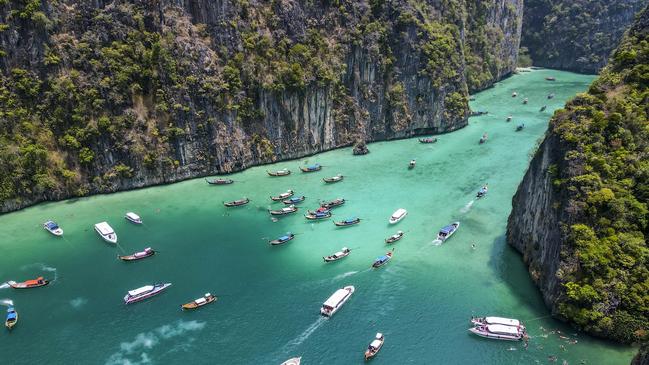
left=8, top=277, right=49, bottom=289
left=119, top=247, right=155, bottom=261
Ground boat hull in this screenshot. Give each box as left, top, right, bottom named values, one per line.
left=267, top=170, right=291, bottom=176
left=124, top=284, right=171, bottom=304
left=8, top=279, right=49, bottom=289
left=224, top=199, right=249, bottom=207
left=118, top=251, right=155, bottom=261
left=385, top=233, right=403, bottom=244
left=181, top=296, right=217, bottom=310
left=44, top=227, right=63, bottom=236
left=468, top=327, right=522, bottom=341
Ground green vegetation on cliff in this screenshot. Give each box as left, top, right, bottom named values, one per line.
left=522, top=0, right=646, bottom=73
left=546, top=7, right=648, bottom=343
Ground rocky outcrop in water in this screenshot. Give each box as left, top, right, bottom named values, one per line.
left=0, top=0, right=523, bottom=212
left=508, top=5, right=648, bottom=344
left=521, top=0, right=646, bottom=73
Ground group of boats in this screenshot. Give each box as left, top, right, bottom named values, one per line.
left=468, top=316, right=528, bottom=341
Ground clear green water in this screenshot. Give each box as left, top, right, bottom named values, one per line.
left=0, top=70, right=633, bottom=364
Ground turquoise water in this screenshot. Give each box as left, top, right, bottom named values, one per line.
left=0, top=70, right=633, bottom=364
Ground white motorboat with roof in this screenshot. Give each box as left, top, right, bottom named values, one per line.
left=469, top=324, right=526, bottom=341
left=124, top=283, right=171, bottom=304
left=94, top=221, right=117, bottom=243
left=323, top=247, right=351, bottom=262
left=389, top=208, right=407, bottom=224
left=364, top=332, right=385, bottom=360
left=43, top=220, right=63, bottom=236
left=471, top=316, right=525, bottom=329
left=125, top=212, right=142, bottom=224
left=436, top=222, right=460, bottom=242
left=320, top=285, right=355, bottom=317
left=280, top=357, right=301, bottom=365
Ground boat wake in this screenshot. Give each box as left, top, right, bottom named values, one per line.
left=332, top=271, right=359, bottom=281
left=431, top=239, right=443, bottom=246
left=21, top=263, right=58, bottom=282
left=0, top=299, right=13, bottom=306
left=70, top=297, right=88, bottom=309
left=0, top=282, right=9, bottom=289
left=460, top=200, right=475, bottom=213
left=282, top=317, right=326, bottom=351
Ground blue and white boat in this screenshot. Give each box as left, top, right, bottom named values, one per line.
left=43, top=220, right=63, bottom=236
left=5, top=307, right=17, bottom=330
left=372, top=250, right=393, bottom=268
left=437, top=222, right=460, bottom=242
left=269, top=233, right=295, bottom=246
left=300, top=164, right=322, bottom=172
left=476, top=185, right=488, bottom=198
left=283, top=196, right=306, bottom=205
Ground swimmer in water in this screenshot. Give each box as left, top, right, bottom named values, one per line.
left=471, top=243, right=477, bottom=250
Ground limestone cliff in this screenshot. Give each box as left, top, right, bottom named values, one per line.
left=0, top=0, right=523, bottom=212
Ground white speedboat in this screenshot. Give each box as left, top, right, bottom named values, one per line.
left=437, top=222, right=460, bottom=242
left=471, top=316, right=525, bottom=330
left=43, top=220, right=63, bottom=236
left=94, top=221, right=117, bottom=244
left=320, top=285, right=355, bottom=317
left=125, top=212, right=142, bottom=224
left=389, top=208, right=407, bottom=224
left=469, top=324, right=526, bottom=341
left=280, top=357, right=301, bottom=365
left=124, top=283, right=172, bottom=304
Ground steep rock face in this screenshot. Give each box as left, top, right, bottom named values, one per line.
left=508, top=6, right=648, bottom=343
left=0, top=0, right=522, bottom=213
left=521, top=0, right=646, bottom=73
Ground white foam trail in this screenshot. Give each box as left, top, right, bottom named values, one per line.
left=333, top=271, right=358, bottom=281
left=0, top=283, right=9, bottom=289
left=0, top=299, right=14, bottom=306
left=432, top=239, right=443, bottom=246
left=460, top=200, right=475, bottom=213
left=70, top=297, right=88, bottom=309
left=283, top=317, right=326, bottom=350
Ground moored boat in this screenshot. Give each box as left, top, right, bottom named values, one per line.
left=516, top=123, right=525, bottom=131
left=94, top=221, right=117, bottom=244
left=43, top=220, right=63, bottom=236
left=470, top=316, right=525, bottom=330
left=323, top=247, right=351, bottom=262
left=181, top=293, right=217, bottom=310
left=476, top=185, right=488, bottom=198
left=334, top=217, right=361, bottom=227
left=418, top=137, right=437, bottom=144
left=469, top=324, right=526, bottom=341
left=320, top=285, right=355, bottom=317
left=283, top=196, right=306, bottom=205
left=320, top=198, right=345, bottom=209
left=437, top=222, right=460, bottom=242
left=479, top=133, right=488, bottom=144
left=8, top=277, right=49, bottom=289
left=271, top=189, right=294, bottom=201
left=305, top=210, right=332, bottom=220
left=323, top=175, right=344, bottom=183
left=385, top=231, right=404, bottom=244
left=389, top=208, right=407, bottom=224
left=267, top=169, right=291, bottom=177
left=224, top=197, right=250, bottom=207
left=300, top=164, right=322, bottom=172
left=269, top=205, right=298, bottom=216
left=269, top=233, right=295, bottom=245
left=540, top=105, right=547, bottom=112
left=545, top=76, right=556, bottom=81
left=119, top=247, right=155, bottom=261
left=408, top=159, right=416, bottom=169
left=205, top=178, right=234, bottom=185
left=364, top=333, right=385, bottom=360
left=125, top=212, right=142, bottom=224
left=5, top=307, right=17, bottom=330
left=124, top=283, right=172, bottom=304
left=547, top=93, right=555, bottom=99
left=280, top=357, right=301, bottom=365
left=511, top=91, right=517, bottom=97
left=372, top=250, right=393, bottom=268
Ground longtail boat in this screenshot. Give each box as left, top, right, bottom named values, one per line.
left=8, top=277, right=49, bottom=289
left=283, top=196, right=305, bottom=205
left=323, top=247, right=351, bottom=262
left=300, top=164, right=321, bottom=172
left=305, top=210, right=331, bottom=220
left=334, top=217, right=361, bottom=227
left=267, top=169, right=291, bottom=176
left=545, top=76, right=556, bottom=81
left=320, top=198, right=345, bottom=209
left=385, top=231, right=404, bottom=244
left=323, top=175, right=344, bottom=183
left=364, top=333, right=385, bottom=360
left=269, top=205, right=298, bottom=216
left=206, top=178, right=234, bottom=185
left=418, top=137, right=437, bottom=144
left=270, top=190, right=294, bottom=201
left=181, top=293, right=217, bottom=310
left=119, top=247, right=155, bottom=261
left=372, top=250, right=393, bottom=268
left=5, top=307, right=17, bottom=330
left=224, top=198, right=250, bottom=207
left=269, top=233, right=295, bottom=245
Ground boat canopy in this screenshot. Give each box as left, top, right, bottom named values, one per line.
left=323, top=288, right=350, bottom=308
left=128, top=285, right=154, bottom=297
left=308, top=164, right=320, bottom=168
left=376, top=255, right=388, bottom=262
left=392, top=209, right=407, bottom=218
left=24, top=277, right=44, bottom=285
left=440, top=224, right=456, bottom=234
left=345, top=217, right=358, bottom=222
left=45, top=221, right=59, bottom=229
left=369, top=339, right=382, bottom=349
left=95, top=222, right=115, bottom=235
left=195, top=297, right=207, bottom=305
left=487, top=324, right=520, bottom=335
left=485, top=317, right=520, bottom=327
left=126, top=212, right=141, bottom=220
left=279, top=235, right=290, bottom=241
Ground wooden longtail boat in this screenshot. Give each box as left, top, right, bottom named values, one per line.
left=5, top=307, right=17, bottom=330
left=8, top=277, right=49, bottom=289
left=334, top=217, right=361, bottom=227
left=267, top=169, right=291, bottom=176
left=181, top=293, right=217, bottom=310
left=305, top=210, right=331, bottom=220
left=320, top=198, right=345, bottom=209
left=269, top=205, right=298, bottom=216
left=418, top=137, right=437, bottom=144
left=269, top=233, right=295, bottom=245
left=364, top=333, right=384, bottom=360
left=283, top=196, right=306, bottom=205
left=206, top=178, right=234, bottom=185
left=323, top=248, right=351, bottom=262
left=119, top=247, right=155, bottom=261
left=323, top=175, right=344, bottom=183
left=270, top=190, right=294, bottom=201
left=385, top=231, right=404, bottom=244
left=224, top=198, right=250, bottom=207
left=300, top=164, right=322, bottom=172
